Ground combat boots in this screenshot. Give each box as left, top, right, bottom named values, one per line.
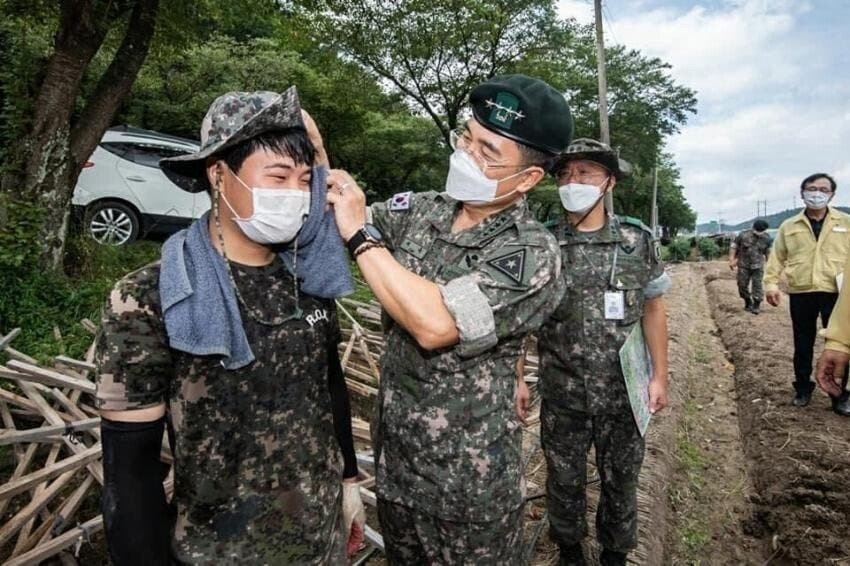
left=600, top=549, right=628, bottom=566
left=832, top=392, right=850, bottom=416
left=744, top=298, right=752, bottom=312
left=558, top=543, right=586, bottom=566
left=750, top=301, right=761, bottom=315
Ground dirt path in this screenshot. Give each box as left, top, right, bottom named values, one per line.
left=664, top=264, right=766, bottom=565
left=702, top=263, right=850, bottom=565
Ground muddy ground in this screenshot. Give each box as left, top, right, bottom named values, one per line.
left=701, top=263, right=850, bottom=565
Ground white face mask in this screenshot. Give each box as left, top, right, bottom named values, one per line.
left=444, top=149, right=527, bottom=206
left=221, top=170, right=311, bottom=245
left=558, top=182, right=604, bottom=213
left=802, top=190, right=830, bottom=210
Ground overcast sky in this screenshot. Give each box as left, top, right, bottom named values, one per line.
left=557, top=0, right=850, bottom=225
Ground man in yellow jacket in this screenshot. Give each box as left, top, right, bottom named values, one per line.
left=764, top=173, right=850, bottom=410
left=815, top=249, right=850, bottom=416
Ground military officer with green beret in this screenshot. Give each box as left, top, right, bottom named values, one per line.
left=326, top=74, right=572, bottom=564
left=528, top=138, right=671, bottom=566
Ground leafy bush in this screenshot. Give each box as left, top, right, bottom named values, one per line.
left=667, top=237, right=691, bottom=262
left=697, top=237, right=721, bottom=260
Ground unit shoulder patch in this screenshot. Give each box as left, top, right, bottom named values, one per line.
left=485, top=248, right=527, bottom=285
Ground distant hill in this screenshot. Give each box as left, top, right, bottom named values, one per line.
left=697, top=207, right=850, bottom=234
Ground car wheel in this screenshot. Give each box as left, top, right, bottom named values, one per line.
left=85, top=201, right=140, bottom=246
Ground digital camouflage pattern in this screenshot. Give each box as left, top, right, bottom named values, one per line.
left=370, top=191, right=564, bottom=528
left=733, top=229, right=771, bottom=269
left=540, top=403, right=644, bottom=551
left=536, top=215, right=667, bottom=555
left=376, top=499, right=525, bottom=565
left=160, top=87, right=305, bottom=194
left=537, top=215, right=666, bottom=415
left=733, top=229, right=771, bottom=304
left=95, top=257, right=346, bottom=564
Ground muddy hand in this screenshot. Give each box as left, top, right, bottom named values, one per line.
left=766, top=290, right=781, bottom=307
left=816, top=349, right=849, bottom=397
left=515, top=378, right=530, bottom=425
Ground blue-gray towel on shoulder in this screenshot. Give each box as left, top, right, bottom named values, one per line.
left=159, top=165, right=353, bottom=370
left=280, top=165, right=354, bottom=298
left=159, top=212, right=253, bottom=369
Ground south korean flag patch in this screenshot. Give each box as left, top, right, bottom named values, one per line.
left=388, top=191, right=412, bottom=211
left=486, top=249, right=527, bottom=285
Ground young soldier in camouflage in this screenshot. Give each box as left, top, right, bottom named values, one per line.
left=729, top=219, right=771, bottom=314
left=325, top=75, right=573, bottom=564
left=528, top=139, right=671, bottom=566
left=94, top=89, right=364, bottom=564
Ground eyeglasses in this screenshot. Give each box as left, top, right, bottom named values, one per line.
left=803, top=186, right=833, bottom=194
left=556, top=165, right=610, bottom=185
left=449, top=129, right=525, bottom=174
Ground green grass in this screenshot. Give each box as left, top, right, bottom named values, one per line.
left=0, top=235, right=161, bottom=363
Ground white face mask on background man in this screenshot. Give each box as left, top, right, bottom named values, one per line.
left=221, top=169, right=311, bottom=245
left=558, top=182, right=605, bottom=214
left=444, top=148, right=527, bottom=206
left=802, top=190, right=830, bottom=210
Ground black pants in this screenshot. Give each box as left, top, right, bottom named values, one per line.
left=789, top=292, right=842, bottom=394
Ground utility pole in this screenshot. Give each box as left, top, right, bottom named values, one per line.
left=650, top=166, right=658, bottom=237
left=594, top=0, right=613, bottom=214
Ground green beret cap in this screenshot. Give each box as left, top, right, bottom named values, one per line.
left=469, top=74, right=573, bottom=155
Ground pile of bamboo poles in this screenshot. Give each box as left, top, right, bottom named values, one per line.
left=0, top=299, right=544, bottom=565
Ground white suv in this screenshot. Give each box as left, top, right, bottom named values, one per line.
left=72, top=126, right=211, bottom=245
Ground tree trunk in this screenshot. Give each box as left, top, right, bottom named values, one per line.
left=14, top=0, right=160, bottom=271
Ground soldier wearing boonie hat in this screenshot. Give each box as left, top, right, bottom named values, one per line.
left=320, top=74, right=572, bottom=564
left=529, top=137, right=670, bottom=566
left=93, top=87, right=365, bottom=565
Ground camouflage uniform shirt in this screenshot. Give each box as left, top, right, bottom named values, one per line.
left=95, top=257, right=345, bottom=564
left=732, top=229, right=772, bottom=269
left=369, top=191, right=565, bottom=522
left=538, top=216, right=669, bottom=415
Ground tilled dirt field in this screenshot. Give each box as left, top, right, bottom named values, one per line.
left=700, top=263, right=850, bottom=565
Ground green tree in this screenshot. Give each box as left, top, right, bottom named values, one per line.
left=301, top=0, right=563, bottom=142
left=698, top=237, right=720, bottom=260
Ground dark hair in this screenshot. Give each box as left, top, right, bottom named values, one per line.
left=517, top=142, right=553, bottom=169
left=220, top=128, right=316, bottom=175
left=753, top=219, right=769, bottom=232
left=800, top=172, right=837, bottom=192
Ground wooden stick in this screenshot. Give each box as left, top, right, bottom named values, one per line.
left=11, top=442, right=63, bottom=554
left=0, top=468, right=78, bottom=548
left=0, top=327, right=22, bottom=349
left=0, top=445, right=100, bottom=502
left=0, top=417, right=100, bottom=445
left=53, top=356, right=97, bottom=373
left=345, top=379, right=378, bottom=398
left=4, top=361, right=97, bottom=394
left=37, top=475, right=95, bottom=546
left=0, top=443, right=38, bottom=516
left=14, top=380, right=104, bottom=484
left=0, top=388, right=41, bottom=413
left=5, top=515, right=103, bottom=566
left=3, top=347, right=38, bottom=365
left=0, top=398, right=24, bottom=460
left=81, top=318, right=98, bottom=335
left=340, top=333, right=357, bottom=370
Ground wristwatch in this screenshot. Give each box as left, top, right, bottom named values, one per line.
left=346, top=224, right=384, bottom=257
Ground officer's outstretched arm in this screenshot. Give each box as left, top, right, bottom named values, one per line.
left=354, top=245, right=460, bottom=350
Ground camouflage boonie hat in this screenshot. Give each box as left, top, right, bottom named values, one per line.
left=553, top=137, right=632, bottom=179
left=160, top=87, right=305, bottom=193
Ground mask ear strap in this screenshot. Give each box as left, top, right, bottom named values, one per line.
left=571, top=176, right=610, bottom=229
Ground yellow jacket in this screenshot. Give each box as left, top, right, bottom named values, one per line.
left=763, top=207, right=850, bottom=294
left=824, top=252, right=850, bottom=353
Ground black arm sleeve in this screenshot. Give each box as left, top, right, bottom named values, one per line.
left=101, top=417, right=171, bottom=566
left=327, top=342, right=359, bottom=479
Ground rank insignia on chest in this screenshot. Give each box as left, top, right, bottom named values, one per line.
left=619, top=243, right=636, bottom=255
left=486, top=249, right=526, bottom=284
left=388, top=191, right=412, bottom=211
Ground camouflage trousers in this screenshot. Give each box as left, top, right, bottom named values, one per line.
left=540, top=402, right=645, bottom=553
left=737, top=266, right=764, bottom=303
left=376, top=498, right=524, bottom=566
